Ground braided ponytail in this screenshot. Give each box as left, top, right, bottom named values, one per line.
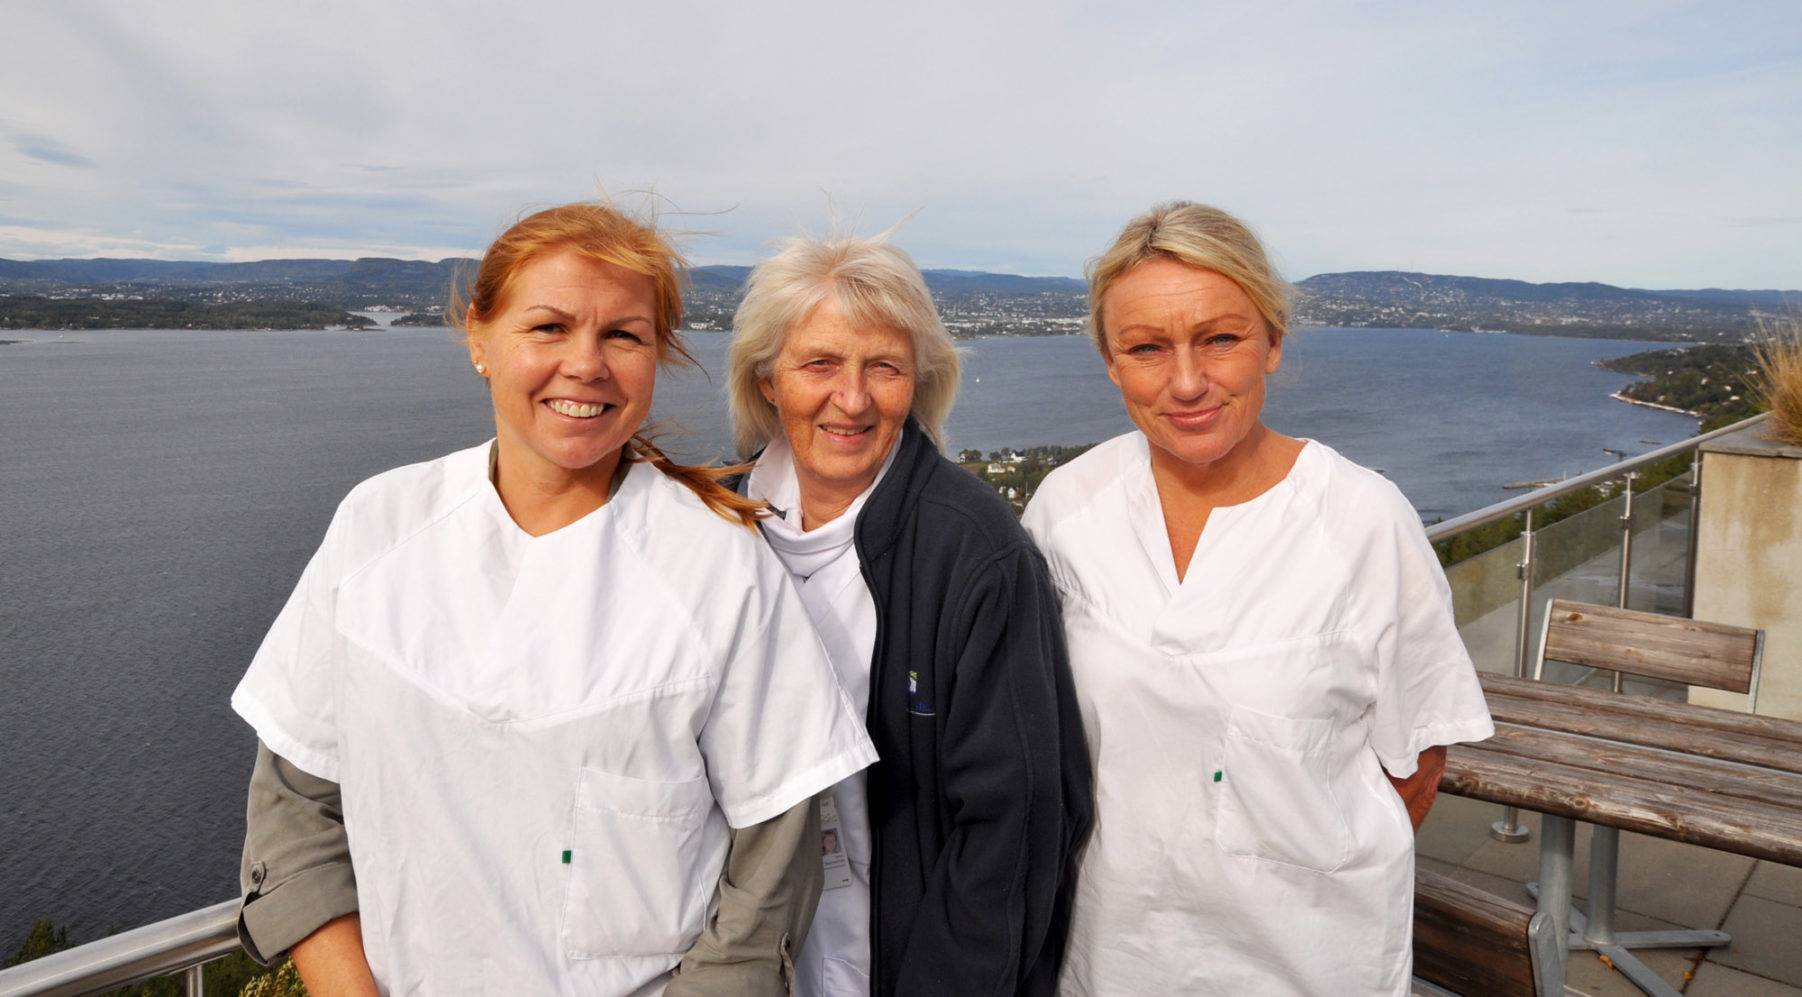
left=626, top=435, right=768, bottom=529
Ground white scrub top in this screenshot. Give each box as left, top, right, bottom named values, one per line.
left=745, top=435, right=890, bottom=997
left=1022, top=433, right=1492, bottom=997
left=232, top=443, right=877, bottom=996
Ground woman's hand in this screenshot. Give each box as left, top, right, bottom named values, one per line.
left=289, top=913, right=379, bottom=997
left=1387, top=745, right=1447, bottom=832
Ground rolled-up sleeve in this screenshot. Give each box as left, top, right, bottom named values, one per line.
left=238, top=741, right=359, bottom=965
left=667, top=795, right=823, bottom=996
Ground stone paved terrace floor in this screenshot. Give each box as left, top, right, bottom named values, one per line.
left=1418, top=794, right=1802, bottom=996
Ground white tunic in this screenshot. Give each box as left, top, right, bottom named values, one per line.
left=744, top=435, right=890, bottom=997
left=232, top=443, right=878, bottom=996
left=1021, top=434, right=1492, bottom=997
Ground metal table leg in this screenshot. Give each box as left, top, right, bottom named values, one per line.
left=1578, top=826, right=1729, bottom=997
left=1536, top=815, right=1575, bottom=991
left=1529, top=824, right=1731, bottom=997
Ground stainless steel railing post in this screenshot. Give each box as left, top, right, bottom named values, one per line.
left=1612, top=471, right=1636, bottom=692
left=184, top=963, right=203, bottom=997
left=1492, top=506, right=1535, bottom=843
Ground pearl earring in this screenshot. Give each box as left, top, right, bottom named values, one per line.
left=474, top=363, right=486, bottom=375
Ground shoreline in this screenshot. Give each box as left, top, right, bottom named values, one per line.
left=1609, top=391, right=1702, bottom=419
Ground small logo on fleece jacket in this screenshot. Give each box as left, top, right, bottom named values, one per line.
left=908, top=670, right=935, bottom=716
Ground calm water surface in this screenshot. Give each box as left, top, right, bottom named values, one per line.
left=0, top=325, right=1695, bottom=944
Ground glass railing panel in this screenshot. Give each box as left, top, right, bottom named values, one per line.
left=1444, top=534, right=1525, bottom=676
left=1624, top=471, right=1694, bottom=618
left=1524, top=493, right=1629, bottom=686
left=1439, top=467, right=1705, bottom=696
left=1618, top=472, right=1697, bottom=701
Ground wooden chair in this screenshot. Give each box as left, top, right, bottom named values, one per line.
left=1525, top=598, right=1764, bottom=996
left=1532, top=598, right=1764, bottom=709
left=1412, top=869, right=1563, bottom=997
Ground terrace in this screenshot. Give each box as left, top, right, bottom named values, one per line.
left=1420, top=413, right=1802, bottom=996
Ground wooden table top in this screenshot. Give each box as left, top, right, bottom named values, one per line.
left=1439, top=673, right=1802, bottom=866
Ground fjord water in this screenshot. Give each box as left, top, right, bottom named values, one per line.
left=0, top=326, right=1695, bottom=945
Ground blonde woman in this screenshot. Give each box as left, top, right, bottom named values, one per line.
left=1023, top=202, right=1492, bottom=996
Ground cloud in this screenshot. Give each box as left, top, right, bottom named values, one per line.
left=0, top=222, right=476, bottom=264
left=0, top=1, right=1797, bottom=286
left=0, top=225, right=207, bottom=260
left=6, top=130, right=95, bottom=169
left=210, top=242, right=479, bottom=263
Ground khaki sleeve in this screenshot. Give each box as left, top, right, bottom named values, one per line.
left=238, top=741, right=360, bottom=965
left=665, top=794, right=825, bottom=997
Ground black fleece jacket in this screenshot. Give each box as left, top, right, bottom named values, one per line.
left=845, top=421, right=1093, bottom=997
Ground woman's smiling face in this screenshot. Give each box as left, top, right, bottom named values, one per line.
left=467, top=248, right=659, bottom=494
left=1100, top=257, right=1283, bottom=473
left=760, top=298, right=916, bottom=516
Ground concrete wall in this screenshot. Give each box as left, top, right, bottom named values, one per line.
left=1691, top=424, right=1802, bottom=720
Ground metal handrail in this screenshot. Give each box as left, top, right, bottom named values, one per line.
left=0, top=899, right=239, bottom=997
left=1424, top=412, right=1769, bottom=543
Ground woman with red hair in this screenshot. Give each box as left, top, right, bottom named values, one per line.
left=233, top=202, right=875, bottom=995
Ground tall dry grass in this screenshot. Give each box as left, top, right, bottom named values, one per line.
left=1753, top=316, right=1802, bottom=445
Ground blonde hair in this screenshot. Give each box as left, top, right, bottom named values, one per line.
left=1087, top=202, right=1291, bottom=353
left=452, top=202, right=763, bottom=526
left=727, top=233, right=961, bottom=457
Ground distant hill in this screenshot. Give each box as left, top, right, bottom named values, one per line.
left=921, top=269, right=1086, bottom=294
left=0, top=257, right=473, bottom=309
left=1293, top=271, right=1792, bottom=342
left=1637, top=288, right=1798, bottom=310
left=688, top=265, right=1082, bottom=296
left=677, top=266, right=1085, bottom=334
left=0, top=257, right=396, bottom=284
left=0, top=296, right=374, bottom=331
left=0, top=258, right=1082, bottom=311
left=689, top=265, right=752, bottom=292
left=1, top=257, right=1790, bottom=341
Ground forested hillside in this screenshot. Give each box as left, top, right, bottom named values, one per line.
left=1599, top=344, right=1763, bottom=428
left=0, top=297, right=374, bottom=331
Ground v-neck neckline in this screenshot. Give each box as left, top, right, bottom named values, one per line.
left=476, top=440, right=634, bottom=544
left=1125, top=435, right=1315, bottom=600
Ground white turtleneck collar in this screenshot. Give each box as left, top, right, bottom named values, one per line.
left=747, top=434, right=898, bottom=582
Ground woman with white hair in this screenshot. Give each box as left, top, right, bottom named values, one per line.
left=726, top=232, right=1092, bottom=997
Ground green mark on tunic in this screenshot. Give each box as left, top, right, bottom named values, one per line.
left=1213, top=770, right=1223, bottom=783
left=561, top=850, right=572, bottom=864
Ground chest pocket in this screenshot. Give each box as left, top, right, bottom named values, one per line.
left=561, top=766, right=717, bottom=959
left=1213, top=705, right=1353, bottom=873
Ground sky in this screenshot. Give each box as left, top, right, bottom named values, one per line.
left=2, top=0, right=1798, bottom=288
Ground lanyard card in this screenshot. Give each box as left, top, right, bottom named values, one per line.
left=820, top=794, right=852, bottom=890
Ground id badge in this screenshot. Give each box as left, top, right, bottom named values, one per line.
left=820, top=793, right=852, bottom=890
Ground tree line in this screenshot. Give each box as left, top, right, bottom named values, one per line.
left=0, top=298, right=375, bottom=331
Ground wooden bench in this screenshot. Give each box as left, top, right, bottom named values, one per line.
left=1534, top=598, right=1764, bottom=707
left=1412, top=869, right=1562, bottom=997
